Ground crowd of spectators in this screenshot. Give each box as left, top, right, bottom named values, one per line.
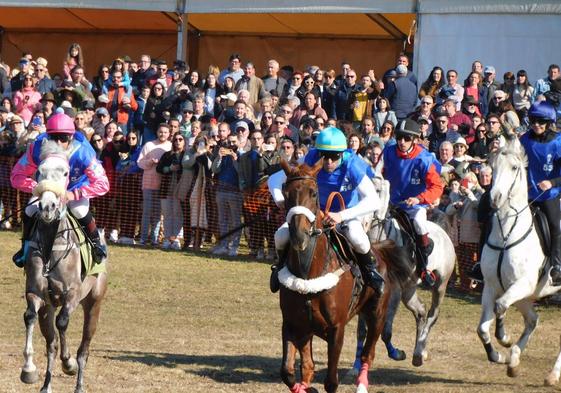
left=0, top=44, right=560, bottom=292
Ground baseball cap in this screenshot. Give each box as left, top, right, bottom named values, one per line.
left=95, top=107, right=109, bottom=117
left=233, top=121, right=249, bottom=132
left=484, top=65, right=496, bottom=74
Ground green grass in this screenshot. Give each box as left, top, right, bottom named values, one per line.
left=1, top=230, right=561, bottom=392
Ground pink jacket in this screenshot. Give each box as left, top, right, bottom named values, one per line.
left=11, top=132, right=109, bottom=199
left=13, top=88, right=42, bottom=125
left=137, top=140, right=172, bottom=190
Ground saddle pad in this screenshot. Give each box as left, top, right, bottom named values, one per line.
left=66, top=214, right=107, bottom=277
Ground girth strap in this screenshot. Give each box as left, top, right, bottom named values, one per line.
left=486, top=223, right=534, bottom=291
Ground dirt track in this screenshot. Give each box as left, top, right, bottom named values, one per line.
left=1, top=231, right=560, bottom=393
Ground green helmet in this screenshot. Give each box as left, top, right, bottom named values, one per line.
left=315, top=126, right=347, bottom=152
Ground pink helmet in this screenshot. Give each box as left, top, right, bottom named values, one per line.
left=46, top=112, right=76, bottom=135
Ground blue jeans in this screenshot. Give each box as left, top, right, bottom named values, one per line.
left=140, top=189, right=160, bottom=243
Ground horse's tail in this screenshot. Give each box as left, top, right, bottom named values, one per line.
left=372, top=239, right=414, bottom=290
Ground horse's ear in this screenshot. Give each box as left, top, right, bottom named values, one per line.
left=310, top=157, right=323, bottom=176
left=280, top=159, right=292, bottom=176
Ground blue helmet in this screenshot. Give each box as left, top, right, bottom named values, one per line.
left=528, top=101, right=556, bottom=122
left=315, top=127, right=347, bottom=152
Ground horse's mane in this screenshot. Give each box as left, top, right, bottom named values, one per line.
left=488, top=137, right=528, bottom=168
left=39, top=139, right=69, bottom=161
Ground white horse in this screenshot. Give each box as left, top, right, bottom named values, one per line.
left=356, top=177, right=456, bottom=367
left=477, top=137, right=561, bottom=384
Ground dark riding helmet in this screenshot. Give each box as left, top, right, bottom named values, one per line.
left=528, top=101, right=556, bottom=123
left=395, top=118, right=421, bottom=138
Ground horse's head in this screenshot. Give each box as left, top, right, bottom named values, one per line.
left=488, top=136, right=528, bottom=211
left=281, top=159, right=323, bottom=251
left=34, top=140, right=70, bottom=223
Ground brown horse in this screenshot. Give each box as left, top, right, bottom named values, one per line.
left=19, top=141, right=107, bottom=393
left=278, top=160, right=412, bottom=393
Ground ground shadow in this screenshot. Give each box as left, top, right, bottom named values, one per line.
left=101, top=349, right=513, bottom=389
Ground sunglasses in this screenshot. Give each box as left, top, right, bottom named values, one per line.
left=487, top=120, right=500, bottom=125
left=529, top=117, right=549, bottom=125
left=127, top=136, right=137, bottom=141
left=92, top=138, right=103, bottom=142
left=173, top=138, right=185, bottom=142
left=274, top=121, right=285, bottom=125
left=421, top=102, right=432, bottom=105
left=346, top=75, right=356, bottom=79
left=49, top=134, right=72, bottom=143
left=281, top=145, right=293, bottom=150
left=320, top=151, right=342, bottom=161
left=396, top=135, right=413, bottom=142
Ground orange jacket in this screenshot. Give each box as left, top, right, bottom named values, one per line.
left=105, top=86, right=138, bottom=125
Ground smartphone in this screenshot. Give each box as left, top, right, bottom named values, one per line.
left=32, top=116, right=42, bottom=126
left=460, top=178, right=470, bottom=188
left=262, top=143, right=274, bottom=152
left=197, top=141, right=206, bottom=150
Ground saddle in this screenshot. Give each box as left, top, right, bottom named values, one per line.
left=389, top=206, right=424, bottom=273
left=29, top=214, right=106, bottom=280
left=531, top=205, right=550, bottom=257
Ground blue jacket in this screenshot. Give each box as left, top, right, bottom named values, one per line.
left=304, top=148, right=369, bottom=212
left=520, top=130, right=561, bottom=201
left=386, top=77, right=417, bottom=120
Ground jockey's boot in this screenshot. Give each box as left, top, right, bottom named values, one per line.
left=549, top=234, right=561, bottom=286
left=12, top=213, right=36, bottom=268
left=417, top=233, right=436, bottom=288
left=78, top=214, right=107, bottom=264
left=270, top=248, right=288, bottom=293
left=356, top=250, right=385, bottom=296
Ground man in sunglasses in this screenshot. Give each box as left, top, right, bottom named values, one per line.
left=10, top=111, right=110, bottom=267
left=383, top=119, right=444, bottom=287
left=268, top=126, right=385, bottom=294
left=520, top=101, right=561, bottom=285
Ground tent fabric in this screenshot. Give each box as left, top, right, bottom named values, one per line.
left=418, top=1, right=561, bottom=14
left=1, top=1, right=417, bottom=14
left=414, top=13, right=561, bottom=89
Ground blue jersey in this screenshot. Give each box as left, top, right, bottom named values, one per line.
left=383, top=144, right=439, bottom=208
left=520, top=131, right=561, bottom=201
left=30, top=132, right=98, bottom=191
left=304, top=148, right=369, bottom=212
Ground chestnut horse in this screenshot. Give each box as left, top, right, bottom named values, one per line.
left=278, top=160, right=412, bottom=393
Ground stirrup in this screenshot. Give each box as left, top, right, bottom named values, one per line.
left=421, top=269, right=437, bottom=288
left=92, top=243, right=107, bottom=264
left=468, top=262, right=483, bottom=283
left=550, top=266, right=561, bottom=286
left=270, top=264, right=281, bottom=293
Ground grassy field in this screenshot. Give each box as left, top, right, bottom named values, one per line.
left=1, top=230, right=561, bottom=393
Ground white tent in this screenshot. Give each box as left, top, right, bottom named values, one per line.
left=414, top=1, right=561, bottom=84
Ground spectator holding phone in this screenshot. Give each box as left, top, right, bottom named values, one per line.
left=13, top=74, right=41, bottom=126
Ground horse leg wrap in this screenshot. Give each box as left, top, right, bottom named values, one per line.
left=290, top=382, right=308, bottom=393
left=356, top=362, right=369, bottom=388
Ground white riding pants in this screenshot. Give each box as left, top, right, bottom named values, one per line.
left=403, top=206, right=429, bottom=236
left=274, top=218, right=371, bottom=255
left=25, top=197, right=90, bottom=219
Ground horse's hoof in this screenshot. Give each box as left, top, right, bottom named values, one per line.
left=62, top=357, right=78, bottom=376
left=545, top=372, right=559, bottom=386
left=507, top=365, right=520, bottom=378
left=412, top=354, right=423, bottom=367
left=20, top=368, right=39, bottom=384
left=498, top=335, right=512, bottom=348
left=388, top=348, right=406, bottom=361
left=74, top=387, right=85, bottom=393
left=356, top=383, right=368, bottom=393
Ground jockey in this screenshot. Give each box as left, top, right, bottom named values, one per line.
left=383, top=119, right=444, bottom=287
left=11, top=111, right=110, bottom=266
left=519, top=100, right=561, bottom=285
left=268, top=126, right=385, bottom=294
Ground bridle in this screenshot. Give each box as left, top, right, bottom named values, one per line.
left=284, top=175, right=323, bottom=237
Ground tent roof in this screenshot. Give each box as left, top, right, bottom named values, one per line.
left=0, top=8, right=414, bottom=39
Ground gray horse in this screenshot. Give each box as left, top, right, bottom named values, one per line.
left=20, top=140, right=108, bottom=393
left=352, top=177, right=455, bottom=368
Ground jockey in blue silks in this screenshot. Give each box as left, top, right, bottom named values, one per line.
left=383, top=119, right=444, bottom=287
left=268, top=126, right=385, bottom=294
left=520, top=100, right=561, bottom=285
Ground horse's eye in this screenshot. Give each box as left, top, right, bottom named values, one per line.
left=63, top=171, right=69, bottom=177
left=512, top=165, right=518, bottom=171
left=311, top=191, right=317, bottom=198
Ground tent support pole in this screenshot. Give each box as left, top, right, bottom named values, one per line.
left=176, top=0, right=188, bottom=61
